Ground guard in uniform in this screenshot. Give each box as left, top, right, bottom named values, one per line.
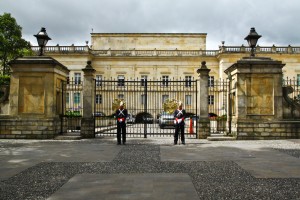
left=173, top=101, right=186, bottom=145
left=115, top=101, right=128, bottom=145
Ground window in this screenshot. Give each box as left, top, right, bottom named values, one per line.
left=118, top=75, right=125, bottom=86
left=162, top=95, right=169, bottom=103
left=162, top=76, right=169, bottom=87
left=185, top=76, right=192, bottom=87
left=185, top=95, right=192, bottom=105
left=96, top=75, right=102, bottom=86
left=208, top=95, right=214, bottom=105
left=67, top=76, right=70, bottom=84
left=141, top=94, right=145, bottom=105
left=66, top=93, right=70, bottom=104
left=118, top=94, right=124, bottom=100
left=208, top=76, right=214, bottom=87
left=95, top=94, right=102, bottom=104
left=74, top=73, right=81, bottom=85
left=74, top=92, right=81, bottom=104
left=141, top=75, right=147, bottom=86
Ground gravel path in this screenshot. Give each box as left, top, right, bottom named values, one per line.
left=0, top=139, right=299, bottom=200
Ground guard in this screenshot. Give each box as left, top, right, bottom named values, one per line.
left=173, top=101, right=186, bottom=145
left=115, top=101, right=128, bottom=145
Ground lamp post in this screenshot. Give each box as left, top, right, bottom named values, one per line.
left=34, top=27, right=51, bottom=56
left=244, top=27, right=261, bottom=57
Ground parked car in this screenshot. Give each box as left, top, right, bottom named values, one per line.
left=158, top=112, right=175, bottom=129
left=126, top=114, right=135, bottom=124
left=93, top=112, right=105, bottom=117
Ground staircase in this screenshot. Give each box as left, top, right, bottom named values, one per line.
left=206, top=133, right=236, bottom=141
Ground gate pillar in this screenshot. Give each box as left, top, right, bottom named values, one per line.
left=196, top=61, right=211, bottom=139
left=0, top=56, right=69, bottom=139
left=81, top=61, right=96, bottom=138
left=224, top=57, right=287, bottom=139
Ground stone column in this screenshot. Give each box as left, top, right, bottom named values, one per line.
left=196, top=61, right=211, bottom=139
left=0, top=56, right=69, bottom=139
left=81, top=61, right=96, bottom=138
left=224, top=57, right=286, bottom=139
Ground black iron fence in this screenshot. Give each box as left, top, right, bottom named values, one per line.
left=283, top=77, right=300, bottom=100
left=94, top=78, right=198, bottom=138
left=61, top=79, right=83, bottom=133
left=208, top=79, right=229, bottom=134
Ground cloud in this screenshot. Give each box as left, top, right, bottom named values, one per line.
left=1, top=0, right=300, bottom=49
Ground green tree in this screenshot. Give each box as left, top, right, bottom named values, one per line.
left=0, top=13, right=32, bottom=75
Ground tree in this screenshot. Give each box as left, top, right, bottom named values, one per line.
left=0, top=13, right=32, bottom=75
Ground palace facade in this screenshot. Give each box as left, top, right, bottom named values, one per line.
left=31, top=33, right=300, bottom=117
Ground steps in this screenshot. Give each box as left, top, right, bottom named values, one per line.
left=207, top=134, right=236, bottom=141
left=54, top=133, right=82, bottom=140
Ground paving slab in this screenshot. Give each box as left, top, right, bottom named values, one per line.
left=47, top=173, right=199, bottom=200
left=160, top=142, right=300, bottom=178
left=0, top=142, right=121, bottom=180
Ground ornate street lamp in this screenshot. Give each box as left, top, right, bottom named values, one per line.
left=244, top=27, right=261, bottom=57
left=34, top=27, right=51, bottom=56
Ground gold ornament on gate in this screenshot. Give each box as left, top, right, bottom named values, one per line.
left=112, top=98, right=126, bottom=111
left=163, top=98, right=178, bottom=114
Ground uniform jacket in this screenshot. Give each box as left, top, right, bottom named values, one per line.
left=115, top=109, right=128, bottom=123
left=174, top=109, right=186, bottom=125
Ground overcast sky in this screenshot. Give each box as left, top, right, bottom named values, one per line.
left=1, top=0, right=299, bottom=49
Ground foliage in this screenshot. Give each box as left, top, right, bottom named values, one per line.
left=0, top=13, right=32, bottom=75
left=0, top=74, right=10, bottom=85
left=65, top=110, right=82, bottom=117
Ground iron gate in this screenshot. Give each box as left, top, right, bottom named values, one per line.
left=208, top=79, right=229, bottom=134
left=94, top=78, right=198, bottom=138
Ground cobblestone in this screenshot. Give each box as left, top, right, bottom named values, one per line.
left=0, top=138, right=299, bottom=200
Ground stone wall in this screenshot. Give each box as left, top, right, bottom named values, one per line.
left=232, top=120, right=300, bottom=140
left=0, top=117, right=61, bottom=139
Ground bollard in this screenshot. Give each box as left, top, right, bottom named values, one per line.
left=189, top=118, right=194, bottom=134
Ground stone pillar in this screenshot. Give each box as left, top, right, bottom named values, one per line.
left=196, top=61, right=211, bottom=139
left=0, top=56, right=69, bottom=139
left=81, top=61, right=96, bottom=138
left=224, top=57, right=286, bottom=139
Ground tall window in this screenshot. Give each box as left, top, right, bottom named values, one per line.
left=208, top=76, right=214, bottom=87
left=185, top=95, right=192, bottom=105
left=162, top=95, right=169, bottom=103
left=74, top=92, right=81, bottom=104
left=185, top=76, right=192, bottom=87
left=141, top=94, right=145, bottom=105
left=74, top=73, right=81, bottom=85
left=66, top=93, right=70, bottom=104
left=141, top=75, right=147, bottom=86
left=118, top=75, right=125, bottom=86
left=95, top=94, right=102, bottom=104
left=162, top=76, right=169, bottom=87
left=208, top=95, right=214, bottom=105
left=297, top=74, right=300, bottom=86
left=96, top=75, right=102, bottom=86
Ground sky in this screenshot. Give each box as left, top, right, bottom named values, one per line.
left=0, top=0, right=300, bottom=50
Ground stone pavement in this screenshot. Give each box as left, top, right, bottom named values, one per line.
left=0, top=138, right=300, bottom=200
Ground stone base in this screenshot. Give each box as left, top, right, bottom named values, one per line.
left=0, top=116, right=61, bottom=139
left=197, top=120, right=210, bottom=139
left=231, top=120, right=300, bottom=140
left=80, top=118, right=95, bottom=138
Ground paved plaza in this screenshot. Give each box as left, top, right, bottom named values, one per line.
left=0, top=138, right=300, bottom=200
